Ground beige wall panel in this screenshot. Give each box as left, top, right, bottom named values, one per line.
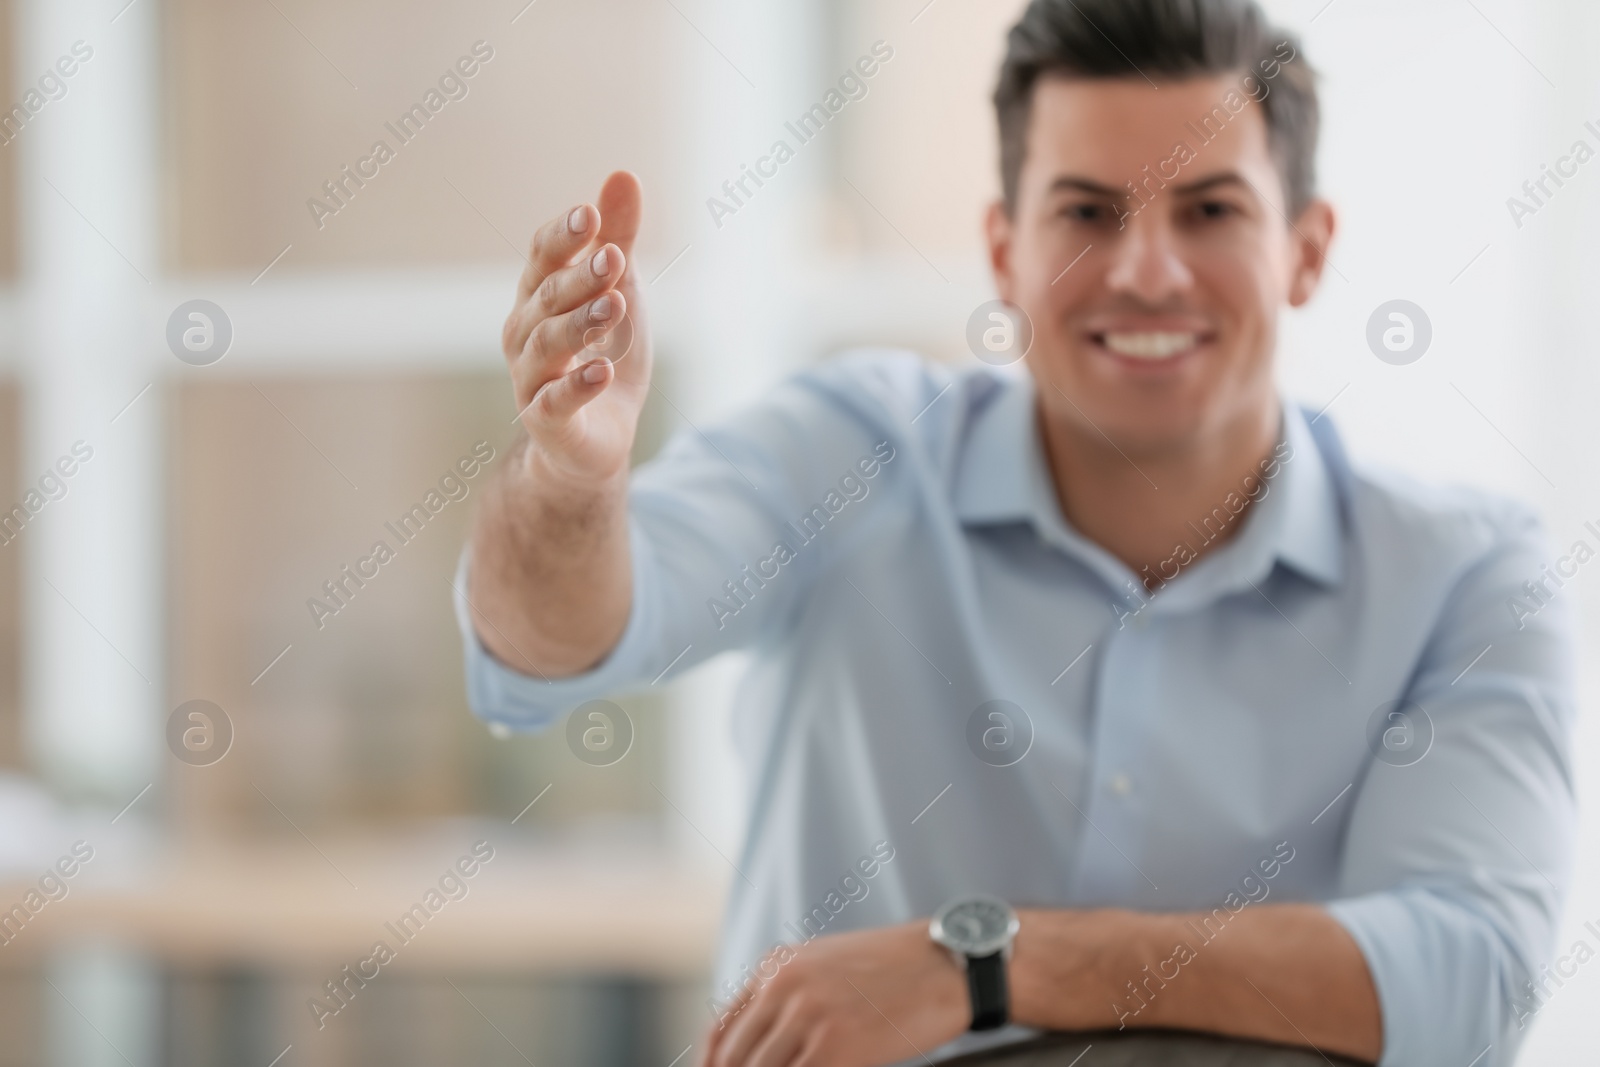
left=167, top=0, right=687, bottom=272
left=165, top=374, right=670, bottom=835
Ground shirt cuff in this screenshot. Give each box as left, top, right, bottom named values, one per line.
left=451, top=516, right=660, bottom=731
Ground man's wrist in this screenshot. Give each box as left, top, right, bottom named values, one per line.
left=468, top=434, right=634, bottom=677
left=517, top=433, right=630, bottom=499
left=1007, top=908, right=1153, bottom=1031
left=511, top=438, right=632, bottom=544
left=926, top=934, right=975, bottom=1032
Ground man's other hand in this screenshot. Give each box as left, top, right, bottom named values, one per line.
left=701, top=922, right=969, bottom=1067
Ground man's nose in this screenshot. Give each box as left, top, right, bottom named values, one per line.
left=1104, top=211, right=1194, bottom=303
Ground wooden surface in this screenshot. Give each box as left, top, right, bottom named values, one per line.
left=0, top=830, right=725, bottom=976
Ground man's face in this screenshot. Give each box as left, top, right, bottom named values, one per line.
left=987, top=74, right=1334, bottom=456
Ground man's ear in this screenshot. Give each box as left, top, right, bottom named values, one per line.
left=1287, top=198, right=1336, bottom=308
left=985, top=199, right=1016, bottom=303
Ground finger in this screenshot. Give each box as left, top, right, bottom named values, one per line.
left=520, top=358, right=613, bottom=433
left=516, top=202, right=596, bottom=304
left=744, top=1014, right=805, bottom=1067
left=505, top=243, right=625, bottom=360
left=788, top=1038, right=829, bottom=1067
left=519, top=289, right=626, bottom=382
left=714, top=993, right=781, bottom=1067
left=698, top=1018, right=729, bottom=1067
left=533, top=242, right=623, bottom=323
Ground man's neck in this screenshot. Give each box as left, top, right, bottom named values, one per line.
left=1035, top=393, right=1283, bottom=591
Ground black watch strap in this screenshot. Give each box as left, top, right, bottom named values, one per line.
left=966, top=950, right=1008, bottom=1031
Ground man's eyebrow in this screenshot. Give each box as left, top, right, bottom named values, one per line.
left=1044, top=171, right=1255, bottom=199
left=1045, top=176, right=1125, bottom=198
left=1170, top=172, right=1251, bottom=196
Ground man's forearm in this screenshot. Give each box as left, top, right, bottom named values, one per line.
left=466, top=433, right=633, bottom=677
left=1009, top=903, right=1382, bottom=1062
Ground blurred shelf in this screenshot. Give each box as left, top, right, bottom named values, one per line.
left=0, top=828, right=725, bottom=978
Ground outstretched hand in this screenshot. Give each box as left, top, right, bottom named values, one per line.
left=500, top=170, right=653, bottom=485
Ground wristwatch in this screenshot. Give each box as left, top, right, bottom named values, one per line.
left=929, top=895, right=1020, bottom=1031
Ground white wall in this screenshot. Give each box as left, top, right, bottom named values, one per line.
left=1275, top=1, right=1599, bottom=1058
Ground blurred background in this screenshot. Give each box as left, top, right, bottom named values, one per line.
left=0, top=0, right=1596, bottom=1063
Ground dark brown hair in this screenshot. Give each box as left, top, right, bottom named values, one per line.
left=994, top=0, right=1319, bottom=217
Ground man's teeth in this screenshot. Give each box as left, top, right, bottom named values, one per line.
left=1101, top=331, right=1199, bottom=360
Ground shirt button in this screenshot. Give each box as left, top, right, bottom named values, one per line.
left=1109, top=772, right=1132, bottom=796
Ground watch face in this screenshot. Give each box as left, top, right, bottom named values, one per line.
left=931, top=896, right=1018, bottom=956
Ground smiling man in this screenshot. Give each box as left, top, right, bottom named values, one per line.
left=455, top=1, right=1577, bottom=1065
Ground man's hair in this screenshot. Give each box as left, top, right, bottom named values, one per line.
left=994, top=0, right=1318, bottom=218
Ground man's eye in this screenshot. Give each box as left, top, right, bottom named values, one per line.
left=1059, top=202, right=1116, bottom=223
left=1192, top=200, right=1238, bottom=220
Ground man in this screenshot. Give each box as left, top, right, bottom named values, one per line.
left=455, top=1, right=1576, bottom=1064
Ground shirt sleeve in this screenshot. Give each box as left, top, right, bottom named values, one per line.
left=452, top=514, right=666, bottom=731
left=454, top=352, right=930, bottom=732
left=1325, top=507, right=1579, bottom=1067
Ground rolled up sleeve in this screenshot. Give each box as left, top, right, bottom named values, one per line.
left=452, top=511, right=666, bottom=730
left=1327, top=509, right=1578, bottom=1066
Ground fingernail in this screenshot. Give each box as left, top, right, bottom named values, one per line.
left=582, top=361, right=607, bottom=383
left=591, top=248, right=609, bottom=276
left=589, top=294, right=613, bottom=322
left=568, top=206, right=589, bottom=234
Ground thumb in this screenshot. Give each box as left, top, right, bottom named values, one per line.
left=594, top=171, right=650, bottom=386
left=595, top=170, right=643, bottom=261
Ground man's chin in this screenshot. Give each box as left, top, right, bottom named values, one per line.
left=1031, top=372, right=1213, bottom=447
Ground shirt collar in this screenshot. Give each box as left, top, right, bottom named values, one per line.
left=949, top=370, right=1037, bottom=524
left=950, top=371, right=1345, bottom=600
left=1270, top=401, right=1345, bottom=587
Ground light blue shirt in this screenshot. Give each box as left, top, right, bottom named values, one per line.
left=455, top=352, right=1577, bottom=1066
